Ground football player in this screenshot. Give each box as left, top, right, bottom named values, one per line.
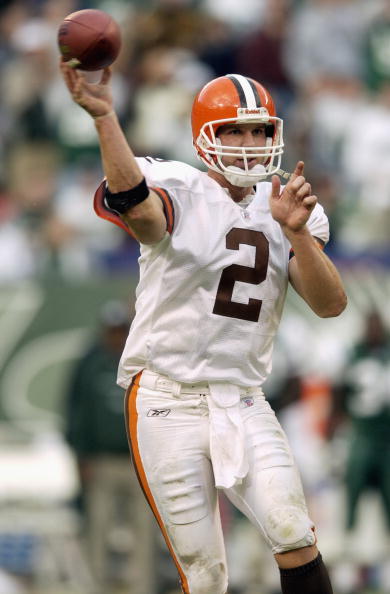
left=61, top=62, right=347, bottom=594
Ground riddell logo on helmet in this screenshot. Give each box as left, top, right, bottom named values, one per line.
left=237, top=107, right=269, bottom=120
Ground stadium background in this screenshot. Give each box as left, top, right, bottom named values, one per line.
left=0, top=0, right=390, bottom=593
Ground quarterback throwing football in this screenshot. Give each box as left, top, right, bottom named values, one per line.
left=61, top=61, right=346, bottom=594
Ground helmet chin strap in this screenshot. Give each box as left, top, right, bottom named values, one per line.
left=222, top=164, right=268, bottom=187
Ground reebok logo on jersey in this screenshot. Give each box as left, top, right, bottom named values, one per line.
left=242, top=397, right=254, bottom=407
left=147, top=408, right=171, bottom=417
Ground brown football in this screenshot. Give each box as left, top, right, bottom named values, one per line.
left=58, top=9, right=121, bottom=71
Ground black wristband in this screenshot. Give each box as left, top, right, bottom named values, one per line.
left=104, top=178, right=149, bottom=214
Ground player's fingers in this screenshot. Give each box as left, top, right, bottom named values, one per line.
left=100, top=67, right=112, bottom=85
left=271, top=175, right=281, bottom=198
left=296, top=182, right=312, bottom=199
left=303, top=194, right=317, bottom=210
left=60, top=61, right=76, bottom=91
left=290, top=160, right=304, bottom=181
left=60, top=59, right=75, bottom=74
left=61, top=60, right=80, bottom=86
left=72, top=76, right=85, bottom=103
left=284, top=175, right=305, bottom=197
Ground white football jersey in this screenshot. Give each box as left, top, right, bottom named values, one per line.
left=117, top=158, right=329, bottom=388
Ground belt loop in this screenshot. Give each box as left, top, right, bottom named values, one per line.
left=143, top=370, right=159, bottom=391
left=171, top=380, right=181, bottom=397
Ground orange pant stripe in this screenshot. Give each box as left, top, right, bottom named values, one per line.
left=125, top=372, right=190, bottom=594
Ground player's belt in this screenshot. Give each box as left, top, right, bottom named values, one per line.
left=139, top=369, right=261, bottom=397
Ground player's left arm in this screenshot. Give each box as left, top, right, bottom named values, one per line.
left=270, top=161, right=347, bottom=318
left=287, top=232, right=347, bottom=317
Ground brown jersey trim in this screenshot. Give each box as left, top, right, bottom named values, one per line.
left=152, top=186, right=175, bottom=234
left=124, top=372, right=190, bottom=594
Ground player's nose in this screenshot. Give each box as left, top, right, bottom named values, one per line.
left=242, top=130, right=256, bottom=146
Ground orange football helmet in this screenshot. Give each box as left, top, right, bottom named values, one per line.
left=191, top=74, right=284, bottom=186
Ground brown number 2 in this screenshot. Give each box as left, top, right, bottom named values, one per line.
left=212, top=228, right=269, bottom=322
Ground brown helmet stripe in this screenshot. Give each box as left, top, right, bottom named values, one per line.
left=226, top=74, right=261, bottom=108
left=226, top=74, right=247, bottom=107
left=247, top=78, right=261, bottom=107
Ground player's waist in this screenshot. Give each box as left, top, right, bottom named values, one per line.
left=138, top=369, right=263, bottom=397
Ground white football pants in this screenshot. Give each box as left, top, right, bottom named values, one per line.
left=125, top=370, right=316, bottom=594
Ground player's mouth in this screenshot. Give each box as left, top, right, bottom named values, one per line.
left=235, top=158, right=258, bottom=169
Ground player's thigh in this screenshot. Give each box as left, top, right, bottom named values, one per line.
left=129, top=387, right=227, bottom=565
left=225, top=406, right=315, bottom=553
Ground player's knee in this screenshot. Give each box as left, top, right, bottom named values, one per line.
left=186, top=559, right=227, bottom=594
left=264, top=506, right=316, bottom=554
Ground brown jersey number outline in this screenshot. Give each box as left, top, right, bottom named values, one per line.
left=213, top=228, right=269, bottom=322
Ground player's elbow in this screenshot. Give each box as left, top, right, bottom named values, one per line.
left=121, top=204, right=167, bottom=244
left=316, top=291, right=348, bottom=318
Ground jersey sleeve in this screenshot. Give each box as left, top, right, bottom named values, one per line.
left=94, top=157, right=198, bottom=236
left=136, top=157, right=203, bottom=235
left=306, top=202, right=329, bottom=245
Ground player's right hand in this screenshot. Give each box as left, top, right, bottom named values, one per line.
left=60, top=59, right=114, bottom=119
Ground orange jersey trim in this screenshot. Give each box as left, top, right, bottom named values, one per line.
left=125, top=373, right=189, bottom=594
left=93, top=179, right=135, bottom=237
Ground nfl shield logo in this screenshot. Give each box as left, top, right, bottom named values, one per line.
left=242, top=397, right=254, bottom=407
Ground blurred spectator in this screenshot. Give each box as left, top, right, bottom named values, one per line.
left=124, top=0, right=213, bottom=163
left=4, top=141, right=61, bottom=277
left=43, top=160, right=134, bottom=278
left=284, top=0, right=378, bottom=90
left=126, top=45, right=211, bottom=163
left=131, top=0, right=207, bottom=53
left=305, top=76, right=367, bottom=173
left=281, top=0, right=380, bottom=171
left=197, top=16, right=239, bottom=78
left=330, top=309, right=390, bottom=534
left=235, top=0, right=295, bottom=121
left=364, top=0, right=390, bottom=92
left=0, top=185, right=36, bottom=283
left=282, top=0, right=378, bottom=173
left=64, top=300, right=157, bottom=594
left=338, top=83, right=390, bottom=258
left=202, top=0, right=266, bottom=33
left=1, top=1, right=73, bottom=145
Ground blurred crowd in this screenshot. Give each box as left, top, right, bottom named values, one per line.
left=1, top=0, right=390, bottom=283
